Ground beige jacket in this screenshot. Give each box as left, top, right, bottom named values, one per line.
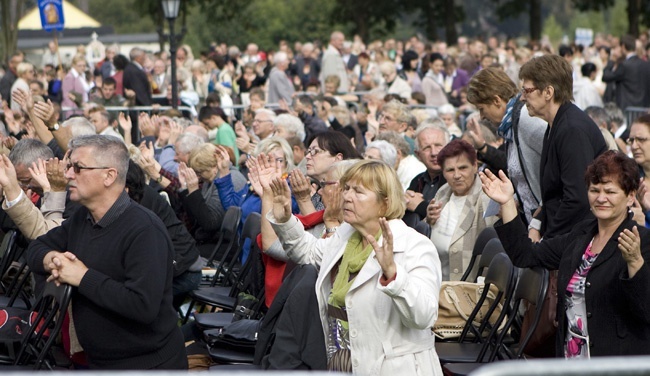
left=2, top=191, right=66, bottom=240
left=432, top=176, right=497, bottom=281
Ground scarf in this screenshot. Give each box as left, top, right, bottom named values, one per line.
left=328, top=230, right=381, bottom=308
left=497, top=93, right=521, bottom=142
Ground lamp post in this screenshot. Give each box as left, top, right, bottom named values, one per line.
left=161, top=0, right=182, bottom=109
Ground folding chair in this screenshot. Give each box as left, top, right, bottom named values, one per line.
left=436, top=253, right=516, bottom=364
left=442, top=267, right=549, bottom=376
left=460, top=227, right=498, bottom=281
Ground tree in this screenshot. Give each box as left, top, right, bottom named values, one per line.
left=492, top=0, right=543, bottom=41
left=0, top=0, right=27, bottom=64
left=572, top=0, right=646, bottom=37
left=331, top=0, right=400, bottom=41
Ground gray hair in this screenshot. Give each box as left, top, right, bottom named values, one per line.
left=366, top=140, right=398, bottom=167
left=175, top=133, right=204, bottom=155
left=437, top=103, right=457, bottom=115
left=129, top=47, right=145, bottom=61
left=604, top=102, right=625, bottom=126
left=584, top=106, right=610, bottom=129
left=376, top=131, right=410, bottom=157
left=254, top=136, right=295, bottom=172
left=63, top=117, right=97, bottom=139
left=414, top=117, right=450, bottom=150
left=255, top=108, right=277, bottom=121
left=328, top=159, right=359, bottom=182
left=274, top=51, right=288, bottom=64
left=274, top=114, right=306, bottom=142
left=9, top=139, right=54, bottom=167
left=68, top=135, right=129, bottom=185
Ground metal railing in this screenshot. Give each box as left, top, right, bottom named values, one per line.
left=470, top=356, right=650, bottom=376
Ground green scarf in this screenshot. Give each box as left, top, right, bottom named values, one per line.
left=328, top=230, right=381, bottom=308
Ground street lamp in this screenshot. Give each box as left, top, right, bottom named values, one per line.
left=162, top=0, right=182, bottom=109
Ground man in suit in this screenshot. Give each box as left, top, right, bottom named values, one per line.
left=122, top=47, right=152, bottom=106
left=602, top=35, right=650, bottom=111
left=320, top=31, right=349, bottom=93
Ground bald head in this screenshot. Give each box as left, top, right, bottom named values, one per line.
left=330, top=31, right=345, bottom=50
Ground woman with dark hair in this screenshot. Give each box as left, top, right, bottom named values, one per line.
left=305, top=130, right=362, bottom=211
left=399, top=50, right=422, bottom=93
left=426, top=139, right=496, bottom=280
left=481, top=150, right=650, bottom=358
left=628, top=114, right=650, bottom=226
left=421, top=52, right=448, bottom=107
left=112, top=54, right=130, bottom=96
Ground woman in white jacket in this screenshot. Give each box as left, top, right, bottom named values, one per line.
left=267, top=159, right=442, bottom=375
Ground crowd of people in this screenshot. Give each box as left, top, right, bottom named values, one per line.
left=0, top=28, right=649, bottom=372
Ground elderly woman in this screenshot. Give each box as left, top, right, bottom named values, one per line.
left=465, top=67, right=546, bottom=225
left=364, top=140, right=398, bottom=168
left=480, top=151, right=650, bottom=358
left=427, top=139, right=496, bottom=280
left=268, top=159, right=442, bottom=375
left=184, top=143, right=247, bottom=257
left=214, top=137, right=300, bottom=262
left=256, top=159, right=356, bottom=307
left=517, top=54, right=607, bottom=240
left=628, top=114, right=650, bottom=226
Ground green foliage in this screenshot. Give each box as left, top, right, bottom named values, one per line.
left=568, top=9, right=605, bottom=35
left=610, top=0, right=628, bottom=35
left=542, top=14, right=564, bottom=45
left=88, top=0, right=156, bottom=34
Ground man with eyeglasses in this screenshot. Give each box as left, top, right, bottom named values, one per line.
left=26, top=135, right=187, bottom=369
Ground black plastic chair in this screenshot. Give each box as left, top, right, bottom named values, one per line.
left=0, top=281, right=72, bottom=370
left=183, top=213, right=262, bottom=324
left=460, top=227, right=498, bottom=281
left=0, top=231, right=20, bottom=293
left=472, top=237, right=506, bottom=282
left=442, top=267, right=549, bottom=376
left=436, top=253, right=516, bottom=364
left=205, top=206, right=242, bottom=269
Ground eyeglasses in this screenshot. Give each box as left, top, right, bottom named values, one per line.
left=306, top=147, right=328, bottom=156
left=627, top=136, right=650, bottom=145
left=66, top=162, right=110, bottom=174
left=521, top=86, right=538, bottom=96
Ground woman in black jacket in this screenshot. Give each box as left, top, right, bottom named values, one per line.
left=480, top=151, right=650, bottom=358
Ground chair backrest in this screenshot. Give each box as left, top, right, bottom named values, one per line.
left=474, top=237, right=505, bottom=281
left=225, top=212, right=263, bottom=296
left=506, top=267, right=549, bottom=360
left=208, top=206, right=243, bottom=267
left=14, top=281, right=72, bottom=369
left=459, top=252, right=515, bottom=345
left=3, top=261, right=34, bottom=309
left=0, top=231, right=19, bottom=286
left=461, top=227, right=498, bottom=281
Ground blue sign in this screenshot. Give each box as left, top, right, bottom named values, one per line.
left=38, top=0, right=65, bottom=32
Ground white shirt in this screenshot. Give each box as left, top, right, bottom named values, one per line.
left=396, top=155, right=426, bottom=192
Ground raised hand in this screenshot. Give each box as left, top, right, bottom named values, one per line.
left=0, top=155, right=21, bottom=200
left=28, top=158, right=51, bottom=193
left=637, top=178, right=650, bottom=212
left=214, top=145, right=232, bottom=177
left=365, top=217, right=396, bottom=280
left=118, top=112, right=132, bottom=134
left=139, top=112, right=156, bottom=137
left=45, top=157, right=68, bottom=192
left=33, top=100, right=57, bottom=127
left=269, top=176, right=292, bottom=223
left=618, top=226, right=644, bottom=278
left=289, top=169, right=312, bottom=201
left=425, top=198, right=445, bottom=226
left=465, top=114, right=486, bottom=150
left=168, top=120, right=183, bottom=145
left=11, top=88, right=33, bottom=113
left=181, top=163, right=200, bottom=193
left=479, top=169, right=515, bottom=205
left=323, top=182, right=343, bottom=224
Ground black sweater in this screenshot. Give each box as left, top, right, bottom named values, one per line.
left=26, top=194, right=185, bottom=369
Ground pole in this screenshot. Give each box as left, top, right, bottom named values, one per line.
left=168, top=17, right=178, bottom=110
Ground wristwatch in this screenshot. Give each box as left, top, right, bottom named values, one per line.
left=325, top=227, right=338, bottom=234
left=48, top=123, right=60, bottom=132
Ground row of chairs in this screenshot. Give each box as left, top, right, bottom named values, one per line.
left=438, top=228, right=550, bottom=376
left=0, top=230, right=73, bottom=369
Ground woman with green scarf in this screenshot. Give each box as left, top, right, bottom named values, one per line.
left=268, top=159, right=443, bottom=376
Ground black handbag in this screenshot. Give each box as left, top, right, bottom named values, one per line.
left=205, top=319, right=261, bottom=353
